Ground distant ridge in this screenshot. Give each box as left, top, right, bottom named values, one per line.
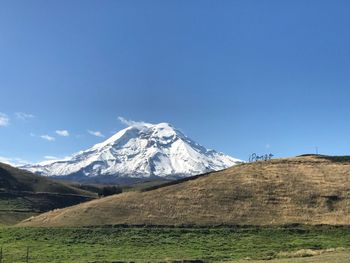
left=0, top=162, right=94, bottom=195
left=19, top=155, right=350, bottom=227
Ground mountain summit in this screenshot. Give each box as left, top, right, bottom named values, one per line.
left=23, top=122, right=241, bottom=181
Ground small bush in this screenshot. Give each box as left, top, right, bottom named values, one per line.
left=99, top=186, right=122, bottom=197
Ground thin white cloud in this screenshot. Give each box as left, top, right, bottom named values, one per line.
left=87, top=130, right=105, bottom=138
left=0, top=113, right=9, bottom=127
left=118, top=116, right=148, bottom=127
left=0, top=156, right=31, bottom=166
left=40, top=135, right=55, bottom=141
left=44, top=155, right=59, bottom=160
left=0, top=156, right=13, bottom=165
left=55, top=130, right=70, bottom=137
left=15, top=112, right=35, bottom=120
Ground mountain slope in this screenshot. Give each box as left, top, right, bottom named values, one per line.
left=19, top=155, right=350, bottom=227
left=0, top=163, right=95, bottom=225
left=23, top=122, right=241, bottom=181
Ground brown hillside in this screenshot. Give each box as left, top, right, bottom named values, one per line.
left=19, top=155, right=350, bottom=227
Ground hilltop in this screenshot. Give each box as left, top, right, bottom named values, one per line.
left=19, top=155, right=350, bottom=227
left=0, top=162, right=95, bottom=225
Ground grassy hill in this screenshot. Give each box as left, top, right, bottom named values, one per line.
left=0, top=162, right=96, bottom=225
left=19, top=155, right=350, bottom=227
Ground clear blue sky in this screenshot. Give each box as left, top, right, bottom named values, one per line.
left=1, top=0, right=350, bottom=164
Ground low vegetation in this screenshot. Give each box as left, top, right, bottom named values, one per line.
left=68, top=179, right=171, bottom=195
left=0, top=225, right=349, bottom=262
left=99, top=186, right=123, bottom=197
left=231, top=250, right=350, bottom=263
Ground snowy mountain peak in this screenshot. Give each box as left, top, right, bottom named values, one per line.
left=92, top=122, right=178, bottom=151
left=23, top=122, right=242, bottom=181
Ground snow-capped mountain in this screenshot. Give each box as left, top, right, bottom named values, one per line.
left=22, top=122, right=242, bottom=181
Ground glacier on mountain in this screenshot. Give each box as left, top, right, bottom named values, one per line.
left=22, top=122, right=241, bottom=180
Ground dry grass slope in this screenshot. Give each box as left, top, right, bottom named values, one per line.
left=19, top=155, right=350, bottom=227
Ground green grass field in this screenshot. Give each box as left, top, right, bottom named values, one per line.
left=0, top=225, right=349, bottom=262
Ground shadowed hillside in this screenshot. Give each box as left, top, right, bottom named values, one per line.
left=19, top=155, right=350, bottom=227
left=0, top=163, right=95, bottom=225
left=0, top=162, right=96, bottom=195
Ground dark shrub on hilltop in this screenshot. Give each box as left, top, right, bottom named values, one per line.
left=99, top=186, right=122, bottom=197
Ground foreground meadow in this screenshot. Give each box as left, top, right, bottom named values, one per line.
left=0, top=225, right=349, bottom=262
